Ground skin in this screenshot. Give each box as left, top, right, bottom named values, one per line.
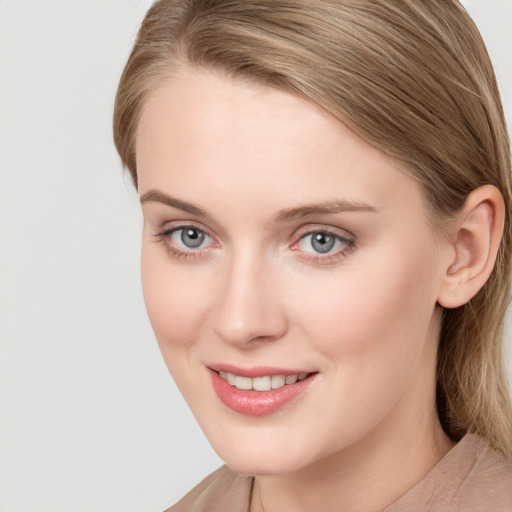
left=136, top=67, right=460, bottom=512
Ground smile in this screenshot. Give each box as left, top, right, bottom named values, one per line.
left=219, top=371, right=309, bottom=391
left=209, top=367, right=317, bottom=416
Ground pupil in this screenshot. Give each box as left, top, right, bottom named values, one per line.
left=312, top=233, right=335, bottom=253
left=181, top=228, right=204, bottom=248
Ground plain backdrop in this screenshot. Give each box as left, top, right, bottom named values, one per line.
left=0, top=1, right=511, bottom=511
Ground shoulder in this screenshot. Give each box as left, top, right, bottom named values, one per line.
left=165, top=465, right=253, bottom=512
left=385, top=434, right=512, bottom=512
left=454, top=435, right=512, bottom=511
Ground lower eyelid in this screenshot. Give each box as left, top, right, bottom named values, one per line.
left=153, top=225, right=220, bottom=260
left=292, top=231, right=355, bottom=261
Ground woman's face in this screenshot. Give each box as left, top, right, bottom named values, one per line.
left=136, top=68, right=450, bottom=475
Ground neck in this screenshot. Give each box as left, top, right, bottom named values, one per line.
left=251, top=413, right=454, bottom=512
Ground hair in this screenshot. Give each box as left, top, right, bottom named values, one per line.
left=113, top=0, right=512, bottom=459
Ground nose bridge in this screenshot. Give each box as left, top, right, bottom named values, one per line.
left=212, top=242, right=286, bottom=347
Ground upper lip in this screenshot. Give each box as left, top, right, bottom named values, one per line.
left=208, top=363, right=316, bottom=378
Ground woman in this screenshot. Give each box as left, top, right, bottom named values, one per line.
left=113, top=1, right=512, bottom=510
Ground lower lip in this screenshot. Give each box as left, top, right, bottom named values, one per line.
left=210, top=370, right=316, bottom=416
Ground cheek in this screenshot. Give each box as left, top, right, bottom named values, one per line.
left=281, top=250, right=439, bottom=440
left=140, top=245, right=212, bottom=361
left=289, top=243, right=438, bottom=374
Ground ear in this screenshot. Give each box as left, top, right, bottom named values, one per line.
left=437, top=185, right=505, bottom=309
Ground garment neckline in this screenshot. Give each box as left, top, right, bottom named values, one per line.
left=245, top=434, right=483, bottom=512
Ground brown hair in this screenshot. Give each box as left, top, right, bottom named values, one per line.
left=113, top=0, right=512, bottom=458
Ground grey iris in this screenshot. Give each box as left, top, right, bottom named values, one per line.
left=181, top=228, right=205, bottom=248
left=312, top=233, right=335, bottom=253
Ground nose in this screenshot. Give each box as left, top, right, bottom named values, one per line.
left=211, top=250, right=288, bottom=348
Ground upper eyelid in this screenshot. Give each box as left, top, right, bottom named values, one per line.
left=294, top=224, right=355, bottom=241
left=292, top=231, right=354, bottom=252
left=159, top=221, right=216, bottom=239
left=298, top=231, right=352, bottom=242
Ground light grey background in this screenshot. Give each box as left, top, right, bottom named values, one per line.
left=0, top=1, right=510, bottom=511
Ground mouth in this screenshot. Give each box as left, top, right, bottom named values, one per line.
left=208, top=366, right=318, bottom=416
left=218, top=370, right=310, bottom=391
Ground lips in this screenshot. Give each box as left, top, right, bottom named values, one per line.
left=209, top=366, right=317, bottom=416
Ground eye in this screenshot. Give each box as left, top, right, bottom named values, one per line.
left=169, top=227, right=212, bottom=250
left=296, top=230, right=354, bottom=257
left=153, top=224, right=217, bottom=261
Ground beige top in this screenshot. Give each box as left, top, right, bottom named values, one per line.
left=167, top=434, right=512, bottom=512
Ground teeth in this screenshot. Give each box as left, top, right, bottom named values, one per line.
left=253, top=376, right=272, bottom=391
left=285, top=375, right=298, bottom=385
left=271, top=375, right=285, bottom=389
left=235, top=376, right=253, bottom=390
left=218, top=371, right=309, bottom=391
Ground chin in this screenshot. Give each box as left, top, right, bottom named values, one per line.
left=223, top=453, right=306, bottom=477
left=207, top=429, right=316, bottom=476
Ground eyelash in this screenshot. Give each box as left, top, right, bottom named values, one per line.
left=153, top=224, right=215, bottom=261
left=153, top=224, right=355, bottom=263
left=292, top=230, right=355, bottom=263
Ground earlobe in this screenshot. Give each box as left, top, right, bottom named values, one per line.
left=437, top=185, right=505, bottom=309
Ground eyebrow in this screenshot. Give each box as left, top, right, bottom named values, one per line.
left=273, top=200, right=377, bottom=223
left=140, top=189, right=208, bottom=217
left=140, top=189, right=377, bottom=222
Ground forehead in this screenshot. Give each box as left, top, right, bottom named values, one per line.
left=135, top=67, right=426, bottom=222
